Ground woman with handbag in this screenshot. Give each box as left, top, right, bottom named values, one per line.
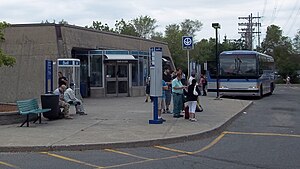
left=186, top=79, right=201, bottom=122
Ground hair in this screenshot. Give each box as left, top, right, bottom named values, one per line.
left=60, top=84, right=67, bottom=91
left=192, top=79, right=197, bottom=85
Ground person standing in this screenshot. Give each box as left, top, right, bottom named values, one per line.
left=53, top=85, right=72, bottom=119
left=158, top=80, right=169, bottom=121
left=145, top=76, right=151, bottom=102
left=286, top=75, right=291, bottom=87
left=172, top=73, right=186, bottom=118
left=186, top=79, right=201, bottom=122
left=200, top=74, right=207, bottom=96
left=188, top=73, right=196, bottom=85
left=58, top=71, right=68, bottom=87
left=163, top=67, right=172, bottom=114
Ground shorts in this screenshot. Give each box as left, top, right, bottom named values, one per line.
left=158, top=97, right=166, bottom=110
left=188, top=101, right=197, bottom=113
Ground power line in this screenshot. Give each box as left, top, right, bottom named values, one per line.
left=238, top=13, right=261, bottom=50
left=283, top=0, right=299, bottom=28
left=287, top=6, right=300, bottom=35
left=261, top=0, right=268, bottom=21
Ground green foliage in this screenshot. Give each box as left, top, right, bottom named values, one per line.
left=86, top=21, right=113, bottom=32
left=191, top=38, right=215, bottom=63
left=132, top=15, right=158, bottom=39
left=180, top=19, right=203, bottom=37
left=0, top=21, right=16, bottom=67
left=114, top=19, right=139, bottom=36
left=163, top=20, right=203, bottom=72
left=163, top=24, right=185, bottom=69
left=150, top=32, right=164, bottom=41
left=259, top=25, right=299, bottom=82
left=293, top=29, right=300, bottom=54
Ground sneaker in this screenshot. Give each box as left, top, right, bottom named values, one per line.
left=64, top=116, right=73, bottom=119
left=189, top=118, right=197, bottom=122
left=158, top=118, right=166, bottom=122
left=79, top=112, right=87, bottom=115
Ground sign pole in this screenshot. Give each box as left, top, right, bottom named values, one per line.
left=182, top=36, right=193, bottom=79
left=187, top=50, right=190, bottom=78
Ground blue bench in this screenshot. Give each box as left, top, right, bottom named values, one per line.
left=16, top=98, right=51, bottom=127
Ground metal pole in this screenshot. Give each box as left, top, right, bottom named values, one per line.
left=215, top=28, right=220, bottom=99
left=187, top=50, right=190, bottom=79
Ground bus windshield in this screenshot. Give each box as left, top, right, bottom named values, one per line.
left=219, top=54, right=257, bottom=78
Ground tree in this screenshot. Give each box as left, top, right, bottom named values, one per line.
left=163, top=19, right=203, bottom=71
left=293, top=29, right=300, bottom=54
left=132, top=15, right=158, bottom=39
left=86, top=21, right=113, bottom=32
left=164, top=24, right=185, bottom=69
left=0, top=21, right=16, bottom=67
left=260, top=25, right=298, bottom=80
left=114, top=19, right=139, bottom=36
left=180, top=19, right=203, bottom=37
left=58, top=19, right=68, bottom=24
left=150, top=32, right=164, bottom=41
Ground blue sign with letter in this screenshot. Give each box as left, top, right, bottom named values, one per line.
left=182, top=36, right=193, bottom=50
left=45, top=60, right=53, bottom=93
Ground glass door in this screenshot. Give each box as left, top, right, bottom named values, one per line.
left=105, top=63, right=128, bottom=96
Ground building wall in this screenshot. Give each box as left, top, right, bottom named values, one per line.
left=0, top=25, right=59, bottom=102
left=0, top=24, right=173, bottom=103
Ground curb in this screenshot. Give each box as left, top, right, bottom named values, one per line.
left=0, top=101, right=253, bottom=153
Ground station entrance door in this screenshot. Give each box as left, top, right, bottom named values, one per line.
left=105, top=63, right=129, bottom=96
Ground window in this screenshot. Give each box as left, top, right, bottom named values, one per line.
left=90, top=55, right=103, bottom=87
left=220, top=54, right=257, bottom=77
left=139, top=57, right=144, bottom=86
left=132, top=62, right=138, bottom=86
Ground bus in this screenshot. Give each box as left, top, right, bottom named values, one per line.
left=207, top=50, right=275, bottom=97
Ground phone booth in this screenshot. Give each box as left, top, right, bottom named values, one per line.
left=57, top=58, right=81, bottom=99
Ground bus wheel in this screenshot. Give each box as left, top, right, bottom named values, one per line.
left=259, top=85, right=263, bottom=98
left=270, top=83, right=274, bottom=94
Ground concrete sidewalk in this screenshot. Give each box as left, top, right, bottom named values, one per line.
left=0, top=96, right=252, bottom=152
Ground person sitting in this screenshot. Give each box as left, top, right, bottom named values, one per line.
left=64, top=83, right=87, bottom=115
left=53, top=85, right=73, bottom=119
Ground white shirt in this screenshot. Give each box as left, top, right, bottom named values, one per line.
left=188, top=76, right=195, bottom=85
left=64, top=88, right=77, bottom=103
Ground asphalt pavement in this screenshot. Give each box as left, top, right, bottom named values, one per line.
left=0, top=95, right=252, bottom=152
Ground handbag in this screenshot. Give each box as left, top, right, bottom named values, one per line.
left=193, top=85, right=198, bottom=96
left=196, top=102, right=203, bottom=112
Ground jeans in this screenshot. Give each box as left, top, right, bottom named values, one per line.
left=173, top=93, right=183, bottom=116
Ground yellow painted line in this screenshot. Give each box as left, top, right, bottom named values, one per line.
left=102, top=132, right=227, bottom=169
left=40, top=152, right=102, bottom=168
left=0, top=161, right=18, bottom=168
left=224, top=131, right=300, bottom=138
left=104, top=149, right=152, bottom=160
left=193, top=132, right=226, bottom=154
left=99, top=159, right=154, bottom=169
left=154, top=145, right=193, bottom=155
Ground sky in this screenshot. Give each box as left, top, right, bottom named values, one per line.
left=1, top=0, right=300, bottom=45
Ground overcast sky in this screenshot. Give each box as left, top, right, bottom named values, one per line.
left=1, top=0, right=299, bottom=45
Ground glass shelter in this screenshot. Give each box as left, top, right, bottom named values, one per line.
left=57, top=58, right=81, bottom=98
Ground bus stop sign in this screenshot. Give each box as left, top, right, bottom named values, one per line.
left=182, top=36, right=193, bottom=50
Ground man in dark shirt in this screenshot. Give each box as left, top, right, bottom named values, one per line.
left=163, top=67, right=172, bottom=113
left=58, top=71, right=68, bottom=87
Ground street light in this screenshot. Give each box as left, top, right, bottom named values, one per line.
left=212, top=23, right=221, bottom=99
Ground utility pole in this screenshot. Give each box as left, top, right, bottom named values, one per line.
left=238, top=13, right=261, bottom=50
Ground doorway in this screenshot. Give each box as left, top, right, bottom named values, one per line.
left=106, top=63, right=129, bottom=96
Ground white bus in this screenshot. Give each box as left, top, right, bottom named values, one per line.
left=207, top=50, right=275, bottom=97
